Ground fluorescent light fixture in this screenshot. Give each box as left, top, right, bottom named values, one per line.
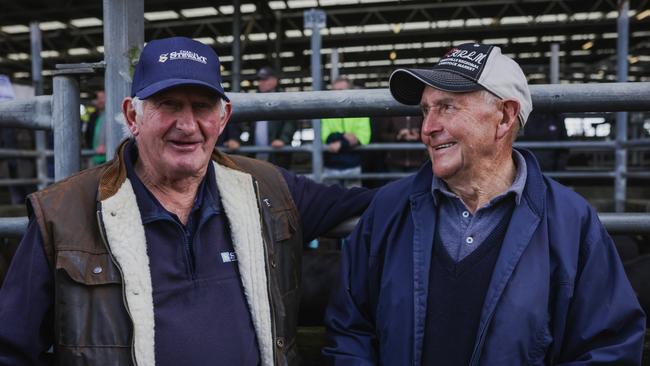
left=268, top=1, right=287, bottom=10
left=363, top=24, right=390, bottom=33
left=402, top=21, right=430, bottom=30
left=8, top=53, right=29, bottom=60
left=217, top=35, right=234, bottom=43
left=241, top=4, right=256, bottom=13
left=571, top=50, right=591, bottom=56
left=319, top=0, right=358, bottom=5
left=41, top=50, right=60, bottom=58
left=218, top=5, right=234, bottom=14
left=70, top=17, right=103, bottom=28
left=511, top=36, right=537, bottom=44
left=582, top=41, right=594, bottom=50
left=637, top=9, right=650, bottom=20
left=285, top=29, right=303, bottom=38
left=483, top=38, right=509, bottom=45
left=219, top=55, right=234, bottom=62
left=287, top=0, right=317, bottom=8
left=13, top=72, right=30, bottom=78
left=500, top=16, right=533, bottom=25
left=628, top=55, right=639, bottom=64
left=96, top=46, right=105, bottom=53
left=1, top=24, right=30, bottom=34
left=68, top=48, right=90, bottom=55
left=193, top=37, right=215, bottom=45
left=248, top=33, right=267, bottom=41
left=39, top=21, right=66, bottom=31
left=242, top=53, right=266, bottom=60
left=181, top=7, right=218, bottom=18
left=144, top=11, right=179, bottom=21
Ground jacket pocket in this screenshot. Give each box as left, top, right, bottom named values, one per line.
left=55, top=250, right=131, bottom=348
left=272, top=209, right=297, bottom=243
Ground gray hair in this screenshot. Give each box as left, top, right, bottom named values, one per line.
left=476, top=90, right=521, bottom=141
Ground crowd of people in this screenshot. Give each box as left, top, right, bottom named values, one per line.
left=0, top=36, right=645, bottom=366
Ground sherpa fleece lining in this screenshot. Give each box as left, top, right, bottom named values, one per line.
left=101, top=179, right=155, bottom=366
left=213, top=161, right=274, bottom=366
left=101, top=163, right=274, bottom=366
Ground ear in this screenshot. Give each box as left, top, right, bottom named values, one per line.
left=495, top=99, right=520, bottom=140
left=217, top=101, right=233, bottom=136
left=122, top=97, right=139, bottom=136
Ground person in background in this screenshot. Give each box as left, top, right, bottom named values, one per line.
left=375, top=114, right=426, bottom=172
left=83, top=90, right=107, bottom=165
left=324, top=42, right=645, bottom=365
left=217, top=122, right=242, bottom=151
left=249, top=66, right=296, bottom=169
left=321, top=77, right=371, bottom=187
left=520, top=111, right=569, bottom=171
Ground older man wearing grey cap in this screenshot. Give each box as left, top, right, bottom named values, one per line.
left=324, top=43, right=644, bottom=365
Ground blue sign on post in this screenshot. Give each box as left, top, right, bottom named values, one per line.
left=0, top=75, right=16, bottom=101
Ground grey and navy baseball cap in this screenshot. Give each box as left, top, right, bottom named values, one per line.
left=389, top=43, right=532, bottom=126
left=131, top=36, right=229, bottom=102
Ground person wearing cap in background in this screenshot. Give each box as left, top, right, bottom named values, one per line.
left=0, top=36, right=374, bottom=366
left=248, top=66, right=296, bottom=169
left=323, top=43, right=644, bottom=365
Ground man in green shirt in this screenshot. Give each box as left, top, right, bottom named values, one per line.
left=321, top=77, right=371, bottom=186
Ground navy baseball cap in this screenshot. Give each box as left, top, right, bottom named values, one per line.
left=131, top=36, right=229, bottom=102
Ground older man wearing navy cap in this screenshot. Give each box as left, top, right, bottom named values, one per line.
left=0, top=37, right=374, bottom=366
left=324, top=43, right=644, bottom=365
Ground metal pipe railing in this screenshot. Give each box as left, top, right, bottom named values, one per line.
left=323, top=213, right=650, bottom=238
left=1, top=83, right=649, bottom=213
left=227, top=83, right=650, bottom=122
left=1, top=213, right=649, bottom=239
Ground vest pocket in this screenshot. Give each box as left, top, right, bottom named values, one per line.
left=271, top=210, right=300, bottom=295
left=55, top=250, right=131, bottom=349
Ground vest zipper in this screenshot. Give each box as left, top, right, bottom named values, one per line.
left=96, top=208, right=139, bottom=366
left=254, top=178, right=277, bottom=364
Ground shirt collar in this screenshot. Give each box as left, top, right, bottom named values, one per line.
left=431, top=149, right=527, bottom=206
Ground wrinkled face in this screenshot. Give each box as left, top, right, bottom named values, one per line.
left=420, top=86, right=502, bottom=182
left=126, top=86, right=230, bottom=180
left=258, top=76, right=278, bottom=92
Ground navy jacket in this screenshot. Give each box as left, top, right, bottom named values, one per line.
left=324, top=149, right=645, bottom=365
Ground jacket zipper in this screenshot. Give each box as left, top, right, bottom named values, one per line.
left=96, top=208, right=139, bottom=366
left=254, top=178, right=277, bottom=364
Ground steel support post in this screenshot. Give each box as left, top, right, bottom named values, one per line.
left=305, top=9, right=326, bottom=182
left=232, top=0, right=242, bottom=92
left=30, top=22, right=48, bottom=189
left=52, top=75, right=80, bottom=181
left=330, top=48, right=339, bottom=83
left=615, top=0, right=629, bottom=212
left=550, top=43, right=560, bottom=84
left=274, top=11, right=282, bottom=72
left=103, top=0, right=144, bottom=160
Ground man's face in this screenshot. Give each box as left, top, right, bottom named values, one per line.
left=94, top=91, right=105, bottom=110
left=420, top=86, right=502, bottom=182
left=258, top=77, right=278, bottom=92
left=126, top=86, right=231, bottom=180
left=332, top=80, right=350, bottom=90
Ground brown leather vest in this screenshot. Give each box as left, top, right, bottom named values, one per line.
left=28, top=141, right=303, bottom=365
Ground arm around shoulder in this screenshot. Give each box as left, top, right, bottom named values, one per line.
left=323, top=205, right=379, bottom=365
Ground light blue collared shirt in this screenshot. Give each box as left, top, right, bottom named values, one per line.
left=431, top=150, right=527, bottom=262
